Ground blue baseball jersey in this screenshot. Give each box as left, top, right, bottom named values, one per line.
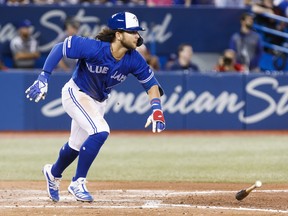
left=62, top=35, right=163, bottom=102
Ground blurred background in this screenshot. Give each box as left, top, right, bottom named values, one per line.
left=0, top=0, right=288, bottom=131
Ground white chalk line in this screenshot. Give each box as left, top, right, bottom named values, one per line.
left=1, top=203, right=288, bottom=214
left=2, top=189, right=288, bottom=195
left=1, top=189, right=288, bottom=214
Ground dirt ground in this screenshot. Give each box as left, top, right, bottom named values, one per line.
left=0, top=181, right=288, bottom=216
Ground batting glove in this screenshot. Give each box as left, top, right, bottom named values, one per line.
left=25, top=71, right=50, bottom=103
left=145, top=98, right=165, bottom=133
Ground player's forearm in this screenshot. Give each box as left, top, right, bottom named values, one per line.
left=145, top=85, right=165, bottom=133
left=147, top=85, right=161, bottom=101
left=42, top=42, right=64, bottom=74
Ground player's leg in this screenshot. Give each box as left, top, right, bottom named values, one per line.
left=43, top=139, right=79, bottom=201
left=68, top=131, right=109, bottom=202
left=42, top=83, right=89, bottom=202
left=73, top=132, right=108, bottom=180
left=43, top=127, right=87, bottom=202
left=62, top=79, right=110, bottom=202
left=51, top=119, right=88, bottom=178
left=43, top=121, right=84, bottom=202
left=42, top=164, right=61, bottom=202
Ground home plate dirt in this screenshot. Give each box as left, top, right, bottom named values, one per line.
left=0, top=181, right=288, bottom=216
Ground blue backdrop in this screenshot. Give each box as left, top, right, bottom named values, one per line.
left=0, top=5, right=246, bottom=66
left=1, top=71, right=287, bottom=131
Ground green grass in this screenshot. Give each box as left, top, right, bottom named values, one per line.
left=0, top=133, right=287, bottom=183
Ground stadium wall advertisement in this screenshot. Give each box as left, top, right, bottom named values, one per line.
left=0, top=71, right=287, bottom=131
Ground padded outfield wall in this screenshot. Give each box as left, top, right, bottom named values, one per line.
left=0, top=6, right=287, bottom=130
left=0, top=71, right=287, bottom=131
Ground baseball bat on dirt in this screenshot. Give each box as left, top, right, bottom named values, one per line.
left=235, top=180, right=262, bottom=201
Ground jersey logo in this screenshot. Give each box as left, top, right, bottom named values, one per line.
left=86, top=63, right=109, bottom=74
left=111, top=71, right=127, bottom=82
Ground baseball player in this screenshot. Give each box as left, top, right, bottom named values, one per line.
left=25, top=11, right=165, bottom=202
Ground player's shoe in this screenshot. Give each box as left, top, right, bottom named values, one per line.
left=68, top=177, right=94, bottom=202
left=42, top=164, right=61, bottom=202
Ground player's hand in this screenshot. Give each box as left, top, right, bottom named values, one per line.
left=145, top=109, right=165, bottom=133
left=145, top=98, right=165, bottom=133
left=25, top=71, right=49, bottom=103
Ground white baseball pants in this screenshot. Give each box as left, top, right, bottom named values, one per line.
left=61, top=79, right=110, bottom=151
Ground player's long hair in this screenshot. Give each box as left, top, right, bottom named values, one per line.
left=95, top=27, right=116, bottom=43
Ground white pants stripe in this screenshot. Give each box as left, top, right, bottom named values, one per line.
left=68, top=87, right=97, bottom=134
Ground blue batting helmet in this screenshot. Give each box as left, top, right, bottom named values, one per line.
left=108, top=12, right=145, bottom=31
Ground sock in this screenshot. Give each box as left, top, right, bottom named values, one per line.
left=51, top=142, right=79, bottom=178
left=73, top=132, right=109, bottom=181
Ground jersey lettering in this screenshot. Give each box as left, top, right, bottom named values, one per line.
left=68, top=36, right=72, bottom=48
left=86, top=63, right=109, bottom=74
left=111, top=71, right=127, bottom=82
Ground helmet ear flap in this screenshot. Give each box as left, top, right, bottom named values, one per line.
left=137, top=35, right=144, bottom=47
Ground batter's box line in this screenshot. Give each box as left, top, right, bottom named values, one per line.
left=2, top=189, right=288, bottom=196
left=1, top=204, right=288, bottom=214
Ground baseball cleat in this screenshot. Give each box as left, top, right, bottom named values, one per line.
left=42, top=164, right=61, bottom=202
left=68, top=177, right=94, bottom=202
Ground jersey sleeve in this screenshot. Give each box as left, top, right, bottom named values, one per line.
left=131, top=51, right=164, bottom=96
left=62, top=35, right=102, bottom=60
